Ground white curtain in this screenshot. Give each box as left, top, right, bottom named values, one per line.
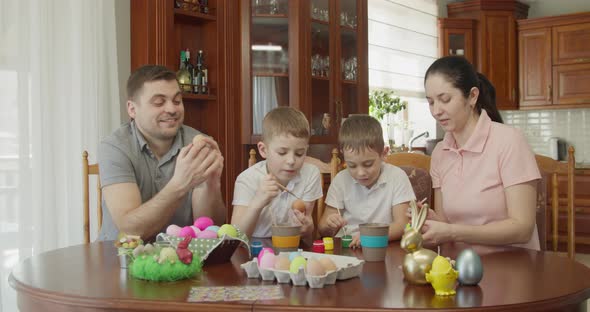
left=252, top=77, right=278, bottom=135
left=0, top=0, right=121, bottom=310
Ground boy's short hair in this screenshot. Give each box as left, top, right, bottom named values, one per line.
left=127, top=65, right=178, bottom=100
left=262, top=107, right=310, bottom=142
left=339, top=115, right=384, bottom=153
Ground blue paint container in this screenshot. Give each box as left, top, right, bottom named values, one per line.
left=251, top=241, right=263, bottom=257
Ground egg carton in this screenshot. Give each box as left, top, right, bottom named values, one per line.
left=240, top=259, right=341, bottom=288
left=299, top=251, right=365, bottom=280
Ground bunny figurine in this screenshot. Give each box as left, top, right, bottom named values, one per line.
left=400, top=200, right=438, bottom=285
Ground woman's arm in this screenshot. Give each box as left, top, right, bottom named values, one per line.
left=423, top=181, right=537, bottom=245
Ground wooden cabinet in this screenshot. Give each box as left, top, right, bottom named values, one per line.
left=519, top=27, right=552, bottom=107
left=518, top=12, right=590, bottom=109
left=239, top=0, right=368, bottom=150
left=131, top=0, right=240, bottom=209
left=442, top=0, right=529, bottom=110
left=553, top=22, right=590, bottom=65
left=438, top=18, right=475, bottom=66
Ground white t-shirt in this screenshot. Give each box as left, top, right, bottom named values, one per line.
left=232, top=161, right=323, bottom=238
left=325, top=163, right=415, bottom=235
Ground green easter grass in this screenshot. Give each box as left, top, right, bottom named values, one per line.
left=130, top=255, right=202, bottom=282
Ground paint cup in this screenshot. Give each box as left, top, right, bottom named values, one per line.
left=251, top=241, right=263, bottom=257
left=322, top=237, right=334, bottom=251
left=312, top=240, right=325, bottom=253
left=359, top=223, right=389, bottom=262
left=341, top=235, right=353, bottom=248
left=271, top=224, right=301, bottom=252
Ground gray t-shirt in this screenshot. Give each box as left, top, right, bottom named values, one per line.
left=97, top=121, right=202, bottom=241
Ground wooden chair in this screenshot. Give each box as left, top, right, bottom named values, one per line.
left=82, top=151, right=103, bottom=244
left=384, top=152, right=433, bottom=207
left=248, top=148, right=341, bottom=239
left=535, top=146, right=576, bottom=259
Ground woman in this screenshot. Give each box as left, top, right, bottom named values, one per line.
left=422, top=56, right=540, bottom=249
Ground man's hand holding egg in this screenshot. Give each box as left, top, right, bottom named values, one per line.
left=191, top=134, right=224, bottom=187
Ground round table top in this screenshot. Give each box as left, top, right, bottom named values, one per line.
left=9, top=240, right=590, bottom=311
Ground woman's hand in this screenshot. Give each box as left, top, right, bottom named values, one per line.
left=421, top=220, right=452, bottom=246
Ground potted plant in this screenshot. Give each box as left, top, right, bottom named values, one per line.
left=368, top=90, right=407, bottom=148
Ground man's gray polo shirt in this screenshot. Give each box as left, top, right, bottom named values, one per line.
left=97, top=121, right=201, bottom=241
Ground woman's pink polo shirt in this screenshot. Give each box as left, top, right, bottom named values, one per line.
left=430, top=110, right=541, bottom=250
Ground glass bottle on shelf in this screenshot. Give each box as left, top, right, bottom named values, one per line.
left=177, top=50, right=192, bottom=93
left=197, top=50, right=208, bottom=94
left=200, top=0, right=209, bottom=14
left=184, top=49, right=195, bottom=93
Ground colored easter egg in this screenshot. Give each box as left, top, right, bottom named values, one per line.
left=166, top=224, right=181, bottom=236
left=217, top=224, right=238, bottom=238
left=193, top=217, right=214, bottom=231
left=306, top=258, right=326, bottom=276
left=274, top=256, right=290, bottom=270
left=288, top=249, right=303, bottom=262
left=291, top=199, right=306, bottom=213
left=289, top=256, right=307, bottom=274
left=205, top=225, right=220, bottom=233
left=259, top=253, right=276, bottom=269
left=190, top=226, right=201, bottom=235
left=257, top=247, right=274, bottom=263
left=179, top=226, right=196, bottom=238
left=196, top=230, right=217, bottom=239
left=456, top=249, right=483, bottom=285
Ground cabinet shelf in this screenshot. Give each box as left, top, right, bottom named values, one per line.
left=253, top=13, right=288, bottom=18
left=342, top=79, right=357, bottom=85
left=312, top=75, right=330, bottom=80
left=253, top=72, right=289, bottom=77
left=340, top=25, right=357, bottom=31
left=311, top=18, right=329, bottom=25
left=174, top=8, right=216, bottom=23
left=182, top=93, right=217, bottom=101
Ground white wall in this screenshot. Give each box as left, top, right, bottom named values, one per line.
left=115, top=0, right=130, bottom=124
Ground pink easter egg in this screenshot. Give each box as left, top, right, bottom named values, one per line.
left=194, top=217, right=214, bottom=231
left=179, top=226, right=196, bottom=238
left=166, top=224, right=181, bottom=236
left=257, top=247, right=275, bottom=263
left=196, top=230, right=218, bottom=239
left=190, top=226, right=201, bottom=235
left=259, top=252, right=276, bottom=269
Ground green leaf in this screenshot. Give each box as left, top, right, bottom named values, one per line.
left=368, top=90, right=406, bottom=121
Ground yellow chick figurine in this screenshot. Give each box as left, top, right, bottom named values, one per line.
left=425, top=255, right=458, bottom=296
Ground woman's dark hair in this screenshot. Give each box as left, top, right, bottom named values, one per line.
left=424, top=56, right=503, bottom=123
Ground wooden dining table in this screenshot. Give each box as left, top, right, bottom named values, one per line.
left=9, top=238, right=590, bottom=312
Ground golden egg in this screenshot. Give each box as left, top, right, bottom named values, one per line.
left=292, top=199, right=306, bottom=213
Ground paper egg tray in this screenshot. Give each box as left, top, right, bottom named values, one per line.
left=240, top=252, right=364, bottom=288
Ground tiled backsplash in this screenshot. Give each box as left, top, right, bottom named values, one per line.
left=501, top=108, right=590, bottom=164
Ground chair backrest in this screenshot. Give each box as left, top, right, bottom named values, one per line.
left=82, top=151, right=102, bottom=244
left=384, top=152, right=433, bottom=206
left=248, top=148, right=342, bottom=239
left=535, top=146, right=576, bottom=259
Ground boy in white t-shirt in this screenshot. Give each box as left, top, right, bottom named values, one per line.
left=232, top=107, right=323, bottom=239
left=318, top=115, right=415, bottom=248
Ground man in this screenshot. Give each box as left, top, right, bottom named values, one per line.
left=97, top=65, right=225, bottom=241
